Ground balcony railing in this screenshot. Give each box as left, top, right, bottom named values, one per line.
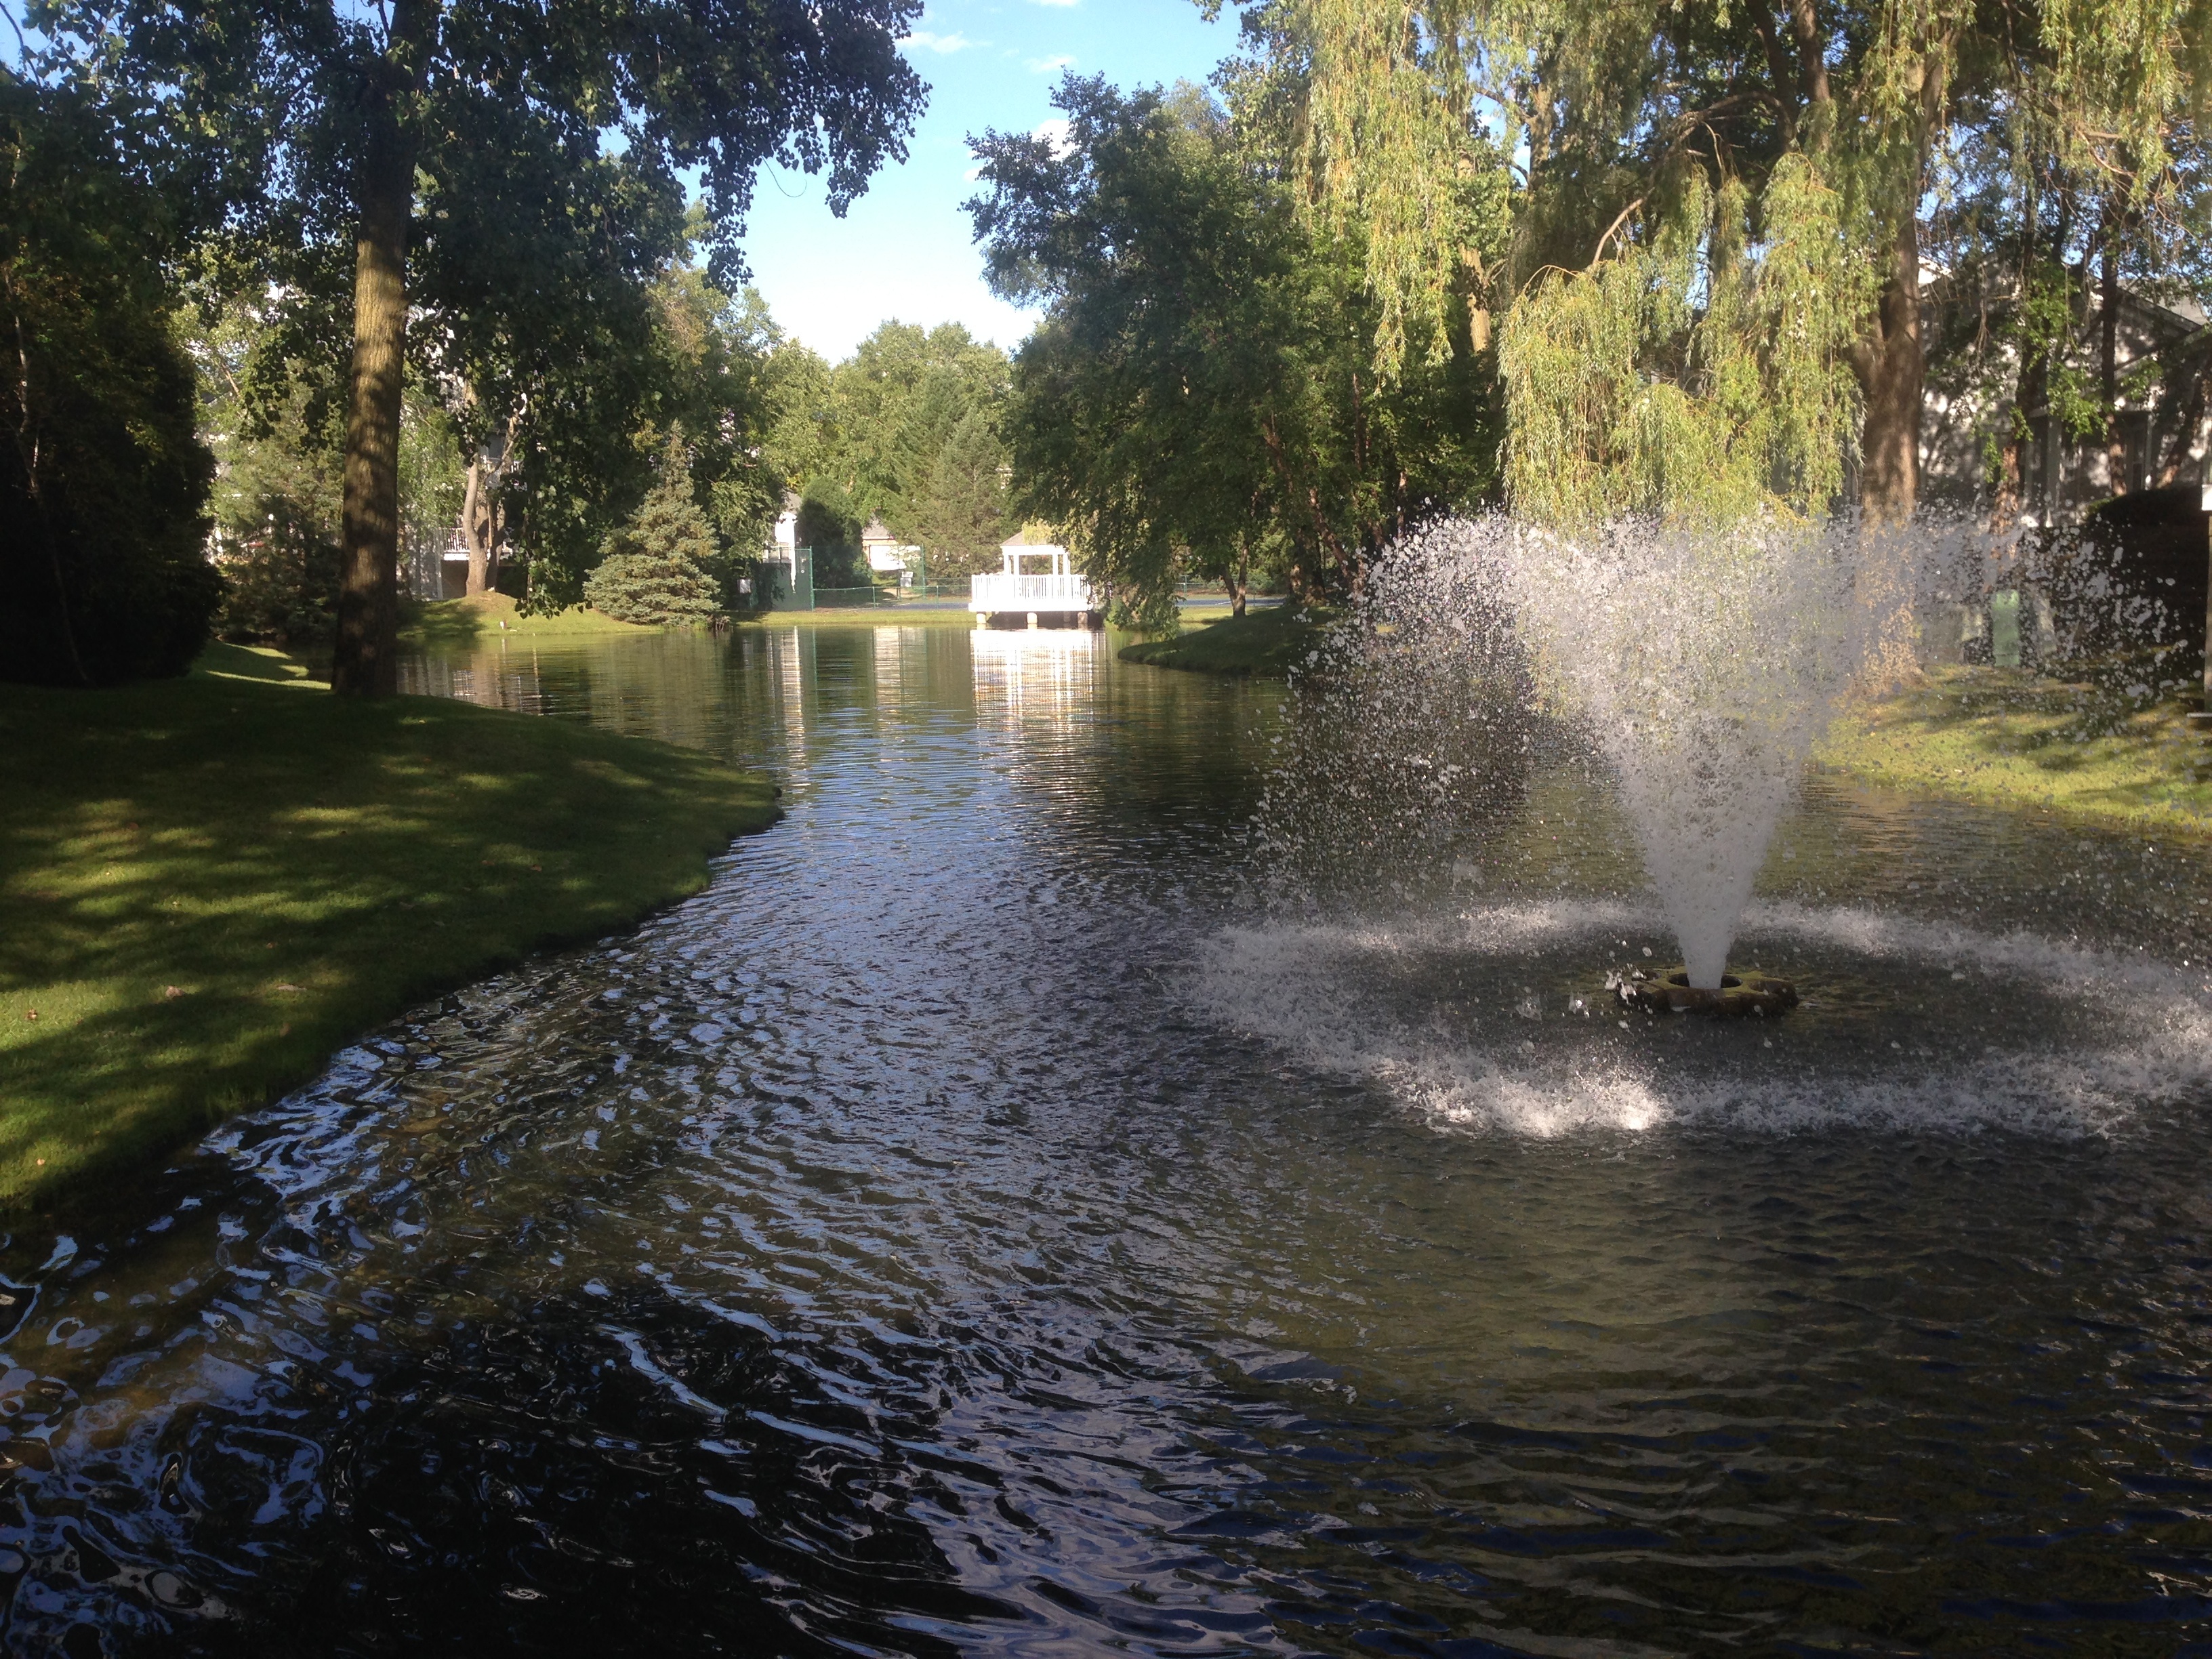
left=970, top=571, right=1096, bottom=613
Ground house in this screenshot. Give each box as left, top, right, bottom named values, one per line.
left=1919, top=272, right=2212, bottom=679
left=860, top=518, right=922, bottom=588
left=1921, top=272, right=2212, bottom=525
left=757, top=493, right=810, bottom=609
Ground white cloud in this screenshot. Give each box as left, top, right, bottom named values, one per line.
left=1027, top=0, right=1080, bottom=7
left=901, top=29, right=975, bottom=53
left=1027, top=53, right=1076, bottom=73
left=1031, top=117, right=1076, bottom=157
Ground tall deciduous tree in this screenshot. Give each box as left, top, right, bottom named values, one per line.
left=1253, top=0, right=2208, bottom=520
left=904, top=407, right=1012, bottom=580
left=28, top=0, right=925, bottom=692
left=969, top=75, right=1499, bottom=628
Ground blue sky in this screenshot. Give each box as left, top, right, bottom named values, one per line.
left=739, top=0, right=1244, bottom=363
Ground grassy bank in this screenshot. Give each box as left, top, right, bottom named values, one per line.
left=1819, top=663, right=2212, bottom=837
left=401, top=592, right=655, bottom=649
left=0, top=643, right=779, bottom=1209
left=738, top=605, right=981, bottom=628
left=1118, top=605, right=1325, bottom=676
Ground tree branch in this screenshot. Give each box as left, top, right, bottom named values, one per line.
left=1750, top=8, right=1801, bottom=146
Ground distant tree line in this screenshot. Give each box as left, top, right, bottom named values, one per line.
left=766, top=320, right=1017, bottom=592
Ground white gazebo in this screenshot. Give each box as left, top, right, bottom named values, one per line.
left=969, top=540, right=1098, bottom=628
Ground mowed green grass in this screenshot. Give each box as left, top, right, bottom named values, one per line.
left=1118, top=605, right=1327, bottom=676
left=401, top=591, right=657, bottom=648
left=1819, top=661, right=2212, bottom=837
left=0, top=644, right=779, bottom=1209
left=740, top=604, right=981, bottom=628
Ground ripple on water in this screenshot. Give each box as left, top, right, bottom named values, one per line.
left=1195, top=897, right=2212, bottom=1140
left=2, top=627, right=2211, bottom=1656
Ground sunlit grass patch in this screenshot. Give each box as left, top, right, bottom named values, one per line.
left=0, top=649, right=778, bottom=1210
left=1819, top=662, right=2212, bottom=837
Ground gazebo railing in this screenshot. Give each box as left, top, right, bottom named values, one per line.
left=970, top=572, right=1094, bottom=611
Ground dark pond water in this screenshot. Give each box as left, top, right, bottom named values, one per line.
left=11, top=624, right=2212, bottom=1656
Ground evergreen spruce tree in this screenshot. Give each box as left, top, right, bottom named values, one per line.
left=584, top=433, right=724, bottom=626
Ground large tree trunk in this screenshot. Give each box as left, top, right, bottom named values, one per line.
left=331, top=9, right=423, bottom=696
left=1855, top=213, right=1923, bottom=522
left=461, top=457, right=490, bottom=596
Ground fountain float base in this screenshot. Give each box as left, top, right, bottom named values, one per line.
left=1614, top=968, right=1799, bottom=1018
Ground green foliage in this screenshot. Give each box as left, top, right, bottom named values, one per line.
left=1501, top=159, right=1873, bottom=525
left=0, top=78, right=220, bottom=686
left=579, top=552, right=720, bottom=628
left=1260, top=0, right=2210, bottom=521
left=969, top=75, right=1499, bottom=628
left=26, top=0, right=927, bottom=680
left=0, top=643, right=777, bottom=1206
left=398, top=388, right=466, bottom=578
left=196, top=310, right=345, bottom=641
left=192, top=301, right=462, bottom=640
left=904, top=408, right=1013, bottom=581
left=748, top=320, right=1015, bottom=589
left=583, top=433, right=724, bottom=625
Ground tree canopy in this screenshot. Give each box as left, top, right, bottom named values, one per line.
left=24, top=0, right=926, bottom=690
left=1, top=77, right=220, bottom=685
left=969, top=75, right=1499, bottom=628
left=765, top=321, right=1016, bottom=585
left=1240, top=0, right=2210, bottom=521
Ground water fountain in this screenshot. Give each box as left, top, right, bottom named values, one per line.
left=1251, top=514, right=1925, bottom=1011
left=1496, top=514, right=1918, bottom=1003
left=1213, top=510, right=2212, bottom=1140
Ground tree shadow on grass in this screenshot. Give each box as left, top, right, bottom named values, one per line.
left=397, top=599, right=489, bottom=650
left=0, top=673, right=777, bottom=1207
left=1840, top=661, right=2212, bottom=825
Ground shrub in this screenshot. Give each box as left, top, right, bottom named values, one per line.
left=209, top=386, right=345, bottom=643
left=0, top=83, right=219, bottom=685
left=212, top=510, right=343, bottom=644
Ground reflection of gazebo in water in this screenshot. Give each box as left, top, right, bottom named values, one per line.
left=970, top=623, right=1099, bottom=730
left=969, top=537, right=1101, bottom=630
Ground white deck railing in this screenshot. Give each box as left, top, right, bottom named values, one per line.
left=970, top=571, right=1097, bottom=613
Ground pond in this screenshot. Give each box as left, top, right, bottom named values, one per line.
left=9, top=624, right=2212, bottom=1656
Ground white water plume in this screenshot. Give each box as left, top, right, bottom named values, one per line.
left=1376, top=516, right=1923, bottom=987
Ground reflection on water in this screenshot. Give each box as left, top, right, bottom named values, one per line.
left=3, top=626, right=2212, bottom=1655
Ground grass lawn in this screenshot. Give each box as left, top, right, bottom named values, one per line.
left=1819, top=661, right=2212, bottom=837
left=0, top=642, right=779, bottom=1210
left=739, top=605, right=981, bottom=628
left=401, top=591, right=656, bottom=649
left=1118, top=605, right=1328, bottom=676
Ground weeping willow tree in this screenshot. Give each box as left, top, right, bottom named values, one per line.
left=1500, top=159, right=1872, bottom=525
left=1254, top=0, right=2210, bottom=522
